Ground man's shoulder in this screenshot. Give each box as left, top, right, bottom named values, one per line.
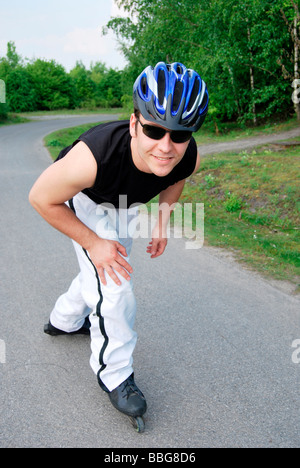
left=75, top=120, right=129, bottom=161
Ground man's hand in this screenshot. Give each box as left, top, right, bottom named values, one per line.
left=146, top=238, right=168, bottom=258
left=146, top=224, right=168, bottom=259
left=146, top=178, right=187, bottom=259
left=89, top=238, right=133, bottom=286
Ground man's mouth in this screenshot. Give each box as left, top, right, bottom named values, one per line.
left=153, top=155, right=173, bottom=162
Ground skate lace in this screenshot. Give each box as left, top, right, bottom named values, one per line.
left=122, top=378, right=141, bottom=400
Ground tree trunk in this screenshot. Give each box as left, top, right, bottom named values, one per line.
left=293, top=9, right=300, bottom=120
left=247, top=24, right=257, bottom=126
left=227, top=64, right=242, bottom=119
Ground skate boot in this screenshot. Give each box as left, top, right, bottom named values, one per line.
left=44, top=317, right=91, bottom=336
left=108, top=373, right=147, bottom=433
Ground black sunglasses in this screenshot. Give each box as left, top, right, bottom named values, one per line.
left=137, top=118, right=192, bottom=144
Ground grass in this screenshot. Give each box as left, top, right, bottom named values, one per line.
left=0, top=113, right=30, bottom=126
left=44, top=122, right=108, bottom=160
left=43, top=118, right=300, bottom=291
left=181, top=143, right=300, bottom=289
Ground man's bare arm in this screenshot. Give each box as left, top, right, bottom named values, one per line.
left=29, top=141, right=133, bottom=286
left=147, top=179, right=186, bottom=258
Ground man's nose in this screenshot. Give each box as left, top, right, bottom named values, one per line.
left=157, top=132, right=173, bottom=152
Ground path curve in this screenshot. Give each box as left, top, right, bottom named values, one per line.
left=198, top=126, right=300, bottom=156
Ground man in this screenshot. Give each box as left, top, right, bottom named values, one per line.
left=29, top=62, right=209, bottom=426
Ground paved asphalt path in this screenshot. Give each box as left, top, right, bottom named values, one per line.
left=198, top=126, right=300, bottom=156
left=0, top=115, right=299, bottom=448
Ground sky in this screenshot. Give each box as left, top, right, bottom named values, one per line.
left=0, top=0, right=129, bottom=71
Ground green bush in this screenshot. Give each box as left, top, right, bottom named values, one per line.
left=0, top=103, right=8, bottom=121
left=6, top=68, right=37, bottom=112
left=224, top=193, right=243, bottom=212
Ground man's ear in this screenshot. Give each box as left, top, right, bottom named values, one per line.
left=129, top=113, right=138, bottom=138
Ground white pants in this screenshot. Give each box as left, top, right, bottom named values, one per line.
left=50, top=192, right=139, bottom=392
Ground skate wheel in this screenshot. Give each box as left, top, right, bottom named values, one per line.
left=129, top=416, right=145, bottom=433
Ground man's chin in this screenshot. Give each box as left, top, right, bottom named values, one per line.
left=150, top=160, right=177, bottom=177
left=151, top=167, right=174, bottom=177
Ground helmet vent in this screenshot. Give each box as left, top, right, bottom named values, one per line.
left=173, top=81, right=184, bottom=112
left=141, top=76, right=148, bottom=96
left=187, top=112, right=200, bottom=128
left=157, top=69, right=166, bottom=106
left=187, top=78, right=200, bottom=112
left=199, top=90, right=209, bottom=113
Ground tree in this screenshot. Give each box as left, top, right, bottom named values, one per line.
left=106, top=0, right=299, bottom=124
left=26, top=59, right=74, bottom=110
left=89, top=62, right=123, bottom=107
left=0, top=41, right=127, bottom=112
left=6, top=41, right=22, bottom=68
left=6, top=67, right=37, bottom=112
left=69, top=61, right=95, bottom=108
left=0, top=41, right=35, bottom=113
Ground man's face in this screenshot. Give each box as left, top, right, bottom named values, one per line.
left=129, top=114, right=191, bottom=177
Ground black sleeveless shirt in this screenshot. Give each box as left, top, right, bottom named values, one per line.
left=55, top=120, right=197, bottom=208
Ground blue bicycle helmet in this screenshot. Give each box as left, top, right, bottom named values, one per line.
left=133, top=62, right=209, bottom=132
